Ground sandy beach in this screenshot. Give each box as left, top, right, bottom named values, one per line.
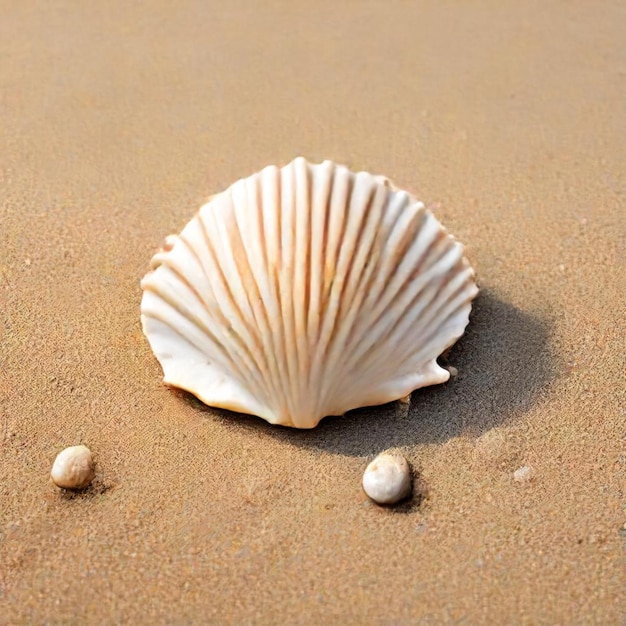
left=1, top=1, right=624, bottom=623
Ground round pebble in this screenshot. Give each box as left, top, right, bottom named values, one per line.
left=362, top=452, right=412, bottom=505
left=50, top=445, right=95, bottom=490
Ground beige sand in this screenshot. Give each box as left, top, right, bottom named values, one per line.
left=1, top=1, right=624, bottom=623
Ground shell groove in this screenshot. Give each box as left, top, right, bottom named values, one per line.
left=141, top=157, right=478, bottom=428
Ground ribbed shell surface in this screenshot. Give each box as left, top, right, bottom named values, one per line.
left=140, top=158, right=478, bottom=428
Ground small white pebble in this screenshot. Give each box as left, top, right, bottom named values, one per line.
left=447, top=366, right=458, bottom=378
left=51, top=445, right=95, bottom=490
left=362, top=452, right=412, bottom=505
left=513, top=465, right=534, bottom=483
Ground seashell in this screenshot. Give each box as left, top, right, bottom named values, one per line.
left=140, top=157, right=478, bottom=428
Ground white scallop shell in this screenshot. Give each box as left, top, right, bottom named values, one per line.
left=140, top=157, right=478, bottom=428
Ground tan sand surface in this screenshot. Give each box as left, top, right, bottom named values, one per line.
left=1, top=1, right=624, bottom=623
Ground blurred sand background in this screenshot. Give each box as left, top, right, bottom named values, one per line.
left=1, top=1, right=624, bottom=623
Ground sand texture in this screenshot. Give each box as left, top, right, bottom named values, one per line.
left=1, top=1, right=624, bottom=624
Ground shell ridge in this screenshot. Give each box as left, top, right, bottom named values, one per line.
left=230, top=178, right=283, bottom=410
left=172, top=233, right=245, bottom=335
left=315, top=172, right=373, bottom=404
left=340, top=190, right=389, bottom=348
left=364, top=202, right=430, bottom=323
left=405, top=270, right=476, bottom=352
left=309, top=166, right=354, bottom=410
left=318, top=175, right=372, bottom=356
left=357, top=268, right=475, bottom=383
left=196, top=208, right=271, bottom=399
left=318, top=176, right=386, bottom=403
left=244, top=172, right=294, bottom=410
left=305, top=163, right=328, bottom=344
left=306, top=162, right=335, bottom=417
left=398, top=300, right=473, bottom=374
left=358, top=209, right=448, bottom=340
left=341, top=188, right=409, bottom=344
left=256, top=170, right=293, bottom=420
left=293, top=159, right=313, bottom=415
left=339, top=224, right=465, bottom=380
left=260, top=166, right=293, bottom=421
left=399, top=252, right=471, bottom=340
left=141, top=312, right=209, bottom=362
left=410, top=215, right=457, bottom=279
left=141, top=289, right=245, bottom=383
left=330, top=187, right=387, bottom=364
left=381, top=243, right=465, bottom=343
left=176, top=224, right=266, bottom=386
left=342, top=202, right=425, bottom=367
left=306, top=162, right=334, bottom=353
left=316, top=167, right=354, bottom=348
left=143, top=273, right=222, bottom=350
left=321, top=172, right=388, bottom=404
left=320, top=193, right=393, bottom=405
left=276, top=161, right=300, bottom=421
left=351, top=192, right=416, bottom=328
left=150, top=257, right=232, bottom=352
left=334, top=175, right=380, bottom=310
left=141, top=314, right=218, bottom=376
left=210, top=202, right=280, bottom=407
left=216, top=186, right=262, bottom=324
left=244, top=173, right=291, bottom=412
left=349, top=277, right=443, bottom=379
